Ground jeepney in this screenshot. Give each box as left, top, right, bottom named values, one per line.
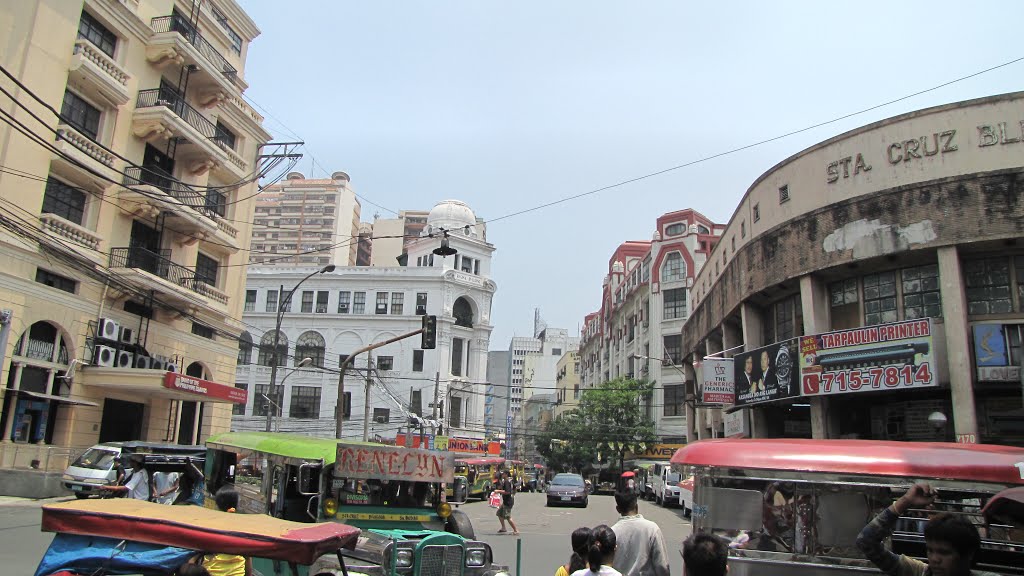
left=673, top=438, right=1024, bottom=576
left=457, top=456, right=505, bottom=499
left=205, top=432, right=508, bottom=576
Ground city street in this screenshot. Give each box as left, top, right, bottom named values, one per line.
left=0, top=493, right=689, bottom=576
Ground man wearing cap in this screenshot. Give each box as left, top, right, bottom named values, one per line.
left=101, top=454, right=151, bottom=501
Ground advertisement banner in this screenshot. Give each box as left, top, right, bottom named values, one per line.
left=973, top=324, right=1008, bottom=366
left=800, top=318, right=935, bottom=396
left=733, top=339, right=799, bottom=407
left=335, top=442, right=454, bottom=483
left=626, top=444, right=685, bottom=460
left=699, top=358, right=735, bottom=405
left=724, top=410, right=749, bottom=438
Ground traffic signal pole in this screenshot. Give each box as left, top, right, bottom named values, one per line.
left=335, top=316, right=437, bottom=440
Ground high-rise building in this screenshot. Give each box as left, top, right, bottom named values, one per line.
left=0, top=0, right=269, bottom=467
left=249, top=171, right=361, bottom=267
left=368, top=210, right=431, bottom=267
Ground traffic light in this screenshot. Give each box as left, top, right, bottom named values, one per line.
left=421, top=315, right=437, bottom=349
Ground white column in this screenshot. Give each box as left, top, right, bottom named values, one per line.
left=937, top=246, right=978, bottom=441
left=800, top=275, right=837, bottom=439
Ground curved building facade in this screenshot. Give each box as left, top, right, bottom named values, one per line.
left=682, top=91, right=1024, bottom=446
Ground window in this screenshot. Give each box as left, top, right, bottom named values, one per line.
left=337, top=291, right=351, bottom=313
left=664, top=384, right=685, bottom=417
left=413, top=349, right=424, bottom=372
left=376, top=292, right=388, bottom=314
left=42, top=177, right=86, bottom=225
left=237, top=332, right=253, bottom=365
left=255, top=384, right=282, bottom=417
left=295, top=331, right=325, bottom=367
left=301, top=291, right=314, bottom=313
left=215, top=121, right=236, bottom=150
left=391, top=292, right=404, bottom=315
left=266, top=290, right=279, bottom=312
left=341, top=391, right=352, bottom=419
left=353, top=292, right=366, bottom=314
left=377, top=356, right=394, bottom=371
left=191, top=322, right=215, bottom=339
left=124, top=300, right=153, bottom=319
left=753, top=204, right=760, bottom=222
left=232, top=385, right=247, bottom=415
left=192, top=254, right=218, bottom=288
left=416, top=293, right=428, bottom=315
left=258, top=330, right=287, bottom=367
left=663, top=335, right=682, bottom=364
left=461, top=257, right=473, bottom=273
left=77, top=10, right=116, bottom=57
left=552, top=348, right=562, bottom=356
left=661, top=252, right=686, bottom=282
left=289, top=386, right=321, bottom=419
left=35, top=269, right=77, bottom=293
left=697, top=224, right=711, bottom=235
left=965, top=257, right=1012, bottom=315
left=664, top=288, right=687, bottom=319
left=373, top=407, right=390, bottom=424
left=765, top=295, right=802, bottom=343
left=741, top=221, right=746, bottom=238
left=60, top=90, right=100, bottom=140
left=316, top=291, right=329, bottom=313
left=451, top=338, right=463, bottom=377
left=864, top=271, right=898, bottom=325
left=211, top=6, right=243, bottom=55
left=474, top=259, right=480, bottom=275
left=902, top=264, right=942, bottom=319
left=779, top=185, right=790, bottom=204
left=449, top=397, right=462, bottom=428
left=665, top=223, right=685, bottom=236
left=830, top=279, right=859, bottom=330
left=244, top=290, right=257, bottom=311
left=410, top=390, right=422, bottom=416
left=453, top=297, right=474, bottom=328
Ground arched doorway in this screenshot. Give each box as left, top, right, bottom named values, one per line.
left=453, top=297, right=474, bottom=328
left=0, top=321, right=72, bottom=444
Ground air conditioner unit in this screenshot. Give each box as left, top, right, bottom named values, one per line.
left=165, top=361, right=179, bottom=373
left=94, top=345, right=116, bottom=367
left=133, top=355, right=153, bottom=369
left=118, top=326, right=134, bottom=344
left=97, top=318, right=119, bottom=341
left=374, top=416, right=387, bottom=424
left=115, top=350, right=134, bottom=368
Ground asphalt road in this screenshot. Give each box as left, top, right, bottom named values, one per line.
left=459, top=490, right=691, bottom=576
left=0, top=493, right=690, bottom=576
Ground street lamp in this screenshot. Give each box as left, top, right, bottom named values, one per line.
left=266, top=264, right=335, bottom=432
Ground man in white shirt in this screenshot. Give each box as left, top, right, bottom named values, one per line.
left=102, top=455, right=150, bottom=501
left=611, top=490, right=670, bottom=576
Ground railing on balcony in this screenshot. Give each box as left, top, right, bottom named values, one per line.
left=110, top=246, right=211, bottom=298
left=150, top=14, right=238, bottom=83
left=137, top=87, right=219, bottom=140
left=72, top=40, right=130, bottom=88
left=123, top=165, right=224, bottom=221
left=55, top=123, right=116, bottom=167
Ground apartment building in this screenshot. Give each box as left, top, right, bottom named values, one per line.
left=0, top=0, right=269, bottom=464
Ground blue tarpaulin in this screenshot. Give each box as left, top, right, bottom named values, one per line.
left=34, top=533, right=196, bottom=576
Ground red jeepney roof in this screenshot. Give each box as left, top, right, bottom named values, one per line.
left=671, top=439, right=1024, bottom=486
left=42, top=499, right=360, bottom=564
left=458, top=457, right=505, bottom=466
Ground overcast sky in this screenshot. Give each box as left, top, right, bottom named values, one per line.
left=238, top=1, right=1024, bottom=349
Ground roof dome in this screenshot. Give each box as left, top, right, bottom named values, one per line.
left=425, top=200, right=477, bottom=236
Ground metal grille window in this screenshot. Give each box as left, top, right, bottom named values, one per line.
left=194, top=253, right=218, bottom=286
left=191, top=322, right=215, bottom=339
left=289, top=386, right=321, bottom=419
left=60, top=90, right=100, bottom=139
left=214, top=121, right=236, bottom=150
left=376, top=292, right=388, bottom=314
left=316, top=291, right=329, bottom=313
left=42, top=177, right=86, bottom=225
left=265, top=290, right=278, bottom=312
left=830, top=279, right=858, bottom=307
left=237, top=333, right=252, bottom=365
left=965, top=257, right=1013, bottom=315
left=413, top=349, right=424, bottom=372
left=78, top=10, right=117, bottom=57
left=211, top=6, right=243, bottom=55
left=410, top=390, right=422, bottom=416
left=295, top=331, right=325, bottom=367
left=244, top=290, right=256, bottom=312
left=664, top=384, right=685, bottom=417
left=830, top=278, right=859, bottom=329
left=863, top=271, right=898, bottom=325
left=353, top=292, right=366, bottom=314
left=232, top=385, right=247, bottom=415
left=255, top=384, right=282, bottom=417
left=662, top=252, right=686, bottom=282
left=416, top=293, right=427, bottom=315
left=373, top=407, right=390, bottom=424
left=449, top=397, right=462, bottom=428
left=301, top=290, right=314, bottom=313
left=258, top=331, right=287, bottom=367
left=451, top=338, right=463, bottom=377
left=377, top=356, right=394, bottom=371
left=902, top=264, right=942, bottom=319
left=337, top=291, right=351, bottom=313
left=663, top=335, right=682, bottom=364
left=776, top=296, right=800, bottom=340
left=663, top=288, right=687, bottom=319
left=391, top=292, right=404, bottom=315
left=35, top=269, right=77, bottom=294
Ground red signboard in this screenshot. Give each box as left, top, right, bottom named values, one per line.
left=162, top=372, right=247, bottom=404
left=335, top=442, right=454, bottom=483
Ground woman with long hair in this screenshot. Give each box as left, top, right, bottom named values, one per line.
left=556, top=527, right=592, bottom=576
left=571, top=525, right=621, bottom=576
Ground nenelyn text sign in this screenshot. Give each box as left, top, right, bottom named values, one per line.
left=335, top=442, right=454, bottom=483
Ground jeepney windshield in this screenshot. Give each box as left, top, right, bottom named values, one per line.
left=333, top=477, right=439, bottom=509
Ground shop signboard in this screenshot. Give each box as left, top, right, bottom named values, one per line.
left=733, top=339, right=800, bottom=407
left=800, top=318, right=935, bottom=396
left=627, top=444, right=686, bottom=460
left=162, top=372, right=247, bottom=403
left=972, top=324, right=1022, bottom=382
left=724, top=410, right=749, bottom=438
left=699, top=358, right=735, bottom=405
left=335, top=441, right=454, bottom=483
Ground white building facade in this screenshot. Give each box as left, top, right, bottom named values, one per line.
left=233, top=200, right=496, bottom=440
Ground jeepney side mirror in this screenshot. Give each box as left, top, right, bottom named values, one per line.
left=296, top=463, right=320, bottom=496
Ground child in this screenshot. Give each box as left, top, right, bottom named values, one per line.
left=571, top=525, right=621, bottom=576
left=193, top=487, right=252, bottom=576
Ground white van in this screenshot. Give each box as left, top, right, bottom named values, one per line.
left=62, top=443, right=122, bottom=497
left=651, top=462, right=681, bottom=507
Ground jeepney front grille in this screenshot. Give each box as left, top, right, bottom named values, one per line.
left=418, top=544, right=464, bottom=576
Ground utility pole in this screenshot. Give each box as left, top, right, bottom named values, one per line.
left=362, top=351, right=373, bottom=442
left=432, top=371, right=441, bottom=420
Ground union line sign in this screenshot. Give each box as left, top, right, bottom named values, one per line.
left=335, top=442, right=454, bottom=483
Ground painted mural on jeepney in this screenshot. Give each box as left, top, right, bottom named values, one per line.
left=334, top=442, right=454, bottom=483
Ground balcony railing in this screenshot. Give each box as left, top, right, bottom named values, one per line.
left=39, top=213, right=103, bottom=251
left=109, top=246, right=214, bottom=299
left=123, top=165, right=225, bottom=220
left=72, top=39, right=129, bottom=88
left=137, top=87, right=218, bottom=140
left=151, top=14, right=238, bottom=83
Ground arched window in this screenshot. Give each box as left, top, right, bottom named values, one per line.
left=237, top=332, right=253, bottom=365
left=258, top=330, right=288, bottom=367
left=453, top=297, right=474, bottom=328
left=665, top=223, right=685, bottom=236
left=661, top=252, right=686, bottom=282
left=295, top=331, right=326, bottom=367
left=14, top=321, right=69, bottom=365
left=185, top=362, right=207, bottom=378
left=8, top=321, right=72, bottom=444
left=697, top=224, right=710, bottom=235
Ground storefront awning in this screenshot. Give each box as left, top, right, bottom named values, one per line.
left=78, top=368, right=246, bottom=404
left=12, top=389, right=99, bottom=406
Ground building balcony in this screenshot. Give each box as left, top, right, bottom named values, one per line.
left=108, top=246, right=228, bottom=311
left=119, top=166, right=240, bottom=253
left=38, top=213, right=105, bottom=264
left=50, top=123, right=120, bottom=190
left=131, top=89, right=248, bottom=180
left=146, top=14, right=240, bottom=106
left=68, top=40, right=131, bottom=107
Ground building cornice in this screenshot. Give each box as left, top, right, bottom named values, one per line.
left=89, top=0, right=152, bottom=44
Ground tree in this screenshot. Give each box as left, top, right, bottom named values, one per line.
left=577, top=377, right=658, bottom=473
left=533, top=409, right=598, bottom=473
